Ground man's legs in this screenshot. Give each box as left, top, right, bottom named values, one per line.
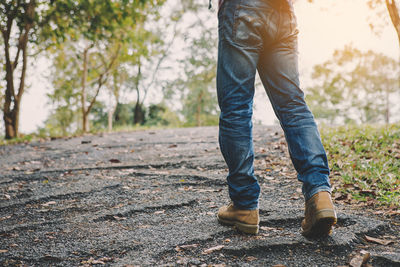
left=216, top=0, right=336, bottom=236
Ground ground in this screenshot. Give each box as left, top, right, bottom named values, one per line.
left=0, top=126, right=399, bottom=266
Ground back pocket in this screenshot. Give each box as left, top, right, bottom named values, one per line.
left=232, top=6, right=265, bottom=48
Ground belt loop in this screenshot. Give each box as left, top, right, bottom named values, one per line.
left=209, top=0, right=212, bottom=9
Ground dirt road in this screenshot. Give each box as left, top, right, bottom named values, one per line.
left=1, top=126, right=399, bottom=266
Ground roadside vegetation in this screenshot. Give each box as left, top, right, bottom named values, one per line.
left=321, top=123, right=400, bottom=209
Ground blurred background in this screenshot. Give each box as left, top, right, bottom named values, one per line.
left=1, top=0, right=399, bottom=139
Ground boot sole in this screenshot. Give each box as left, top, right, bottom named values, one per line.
left=302, top=209, right=337, bottom=237
left=217, top=215, right=259, bottom=235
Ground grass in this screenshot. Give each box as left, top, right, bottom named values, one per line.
left=320, top=123, right=400, bottom=207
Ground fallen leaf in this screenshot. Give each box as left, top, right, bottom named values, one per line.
left=246, top=256, right=257, bottom=261
left=42, top=201, right=56, bottom=206
left=364, top=235, right=393, bottom=245
left=349, top=252, right=370, bottom=267
left=168, top=144, right=177, bottom=148
left=260, top=226, right=283, bottom=231
left=109, top=159, right=121, bottom=163
left=81, top=140, right=91, bottom=144
left=0, top=215, right=12, bottom=221
left=0, top=250, right=8, bottom=253
left=175, top=244, right=199, bottom=252
left=272, top=265, right=286, bottom=267
left=202, top=245, right=224, bottom=254
left=91, top=259, right=105, bottom=265
left=154, top=210, right=165, bottom=215
left=4, top=194, right=11, bottom=200
left=113, top=216, right=126, bottom=221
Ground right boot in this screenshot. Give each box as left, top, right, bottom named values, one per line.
left=217, top=203, right=259, bottom=234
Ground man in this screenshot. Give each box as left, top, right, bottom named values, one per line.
left=215, top=0, right=337, bottom=236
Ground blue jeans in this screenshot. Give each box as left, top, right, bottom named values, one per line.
left=217, top=0, right=331, bottom=210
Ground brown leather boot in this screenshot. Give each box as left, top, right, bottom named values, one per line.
left=301, top=191, right=337, bottom=237
left=217, top=203, right=259, bottom=234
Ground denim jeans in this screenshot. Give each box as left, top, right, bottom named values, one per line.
left=217, top=0, right=331, bottom=210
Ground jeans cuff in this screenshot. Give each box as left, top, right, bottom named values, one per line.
left=233, top=201, right=259, bottom=210
left=304, top=186, right=331, bottom=201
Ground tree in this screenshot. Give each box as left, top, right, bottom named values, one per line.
left=0, top=0, right=37, bottom=139
left=125, top=3, right=182, bottom=126
left=45, top=0, right=163, bottom=133
left=0, top=0, right=162, bottom=139
left=306, top=46, right=399, bottom=124
left=166, top=4, right=219, bottom=127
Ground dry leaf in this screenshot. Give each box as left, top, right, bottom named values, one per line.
left=0, top=250, right=8, bottom=253
left=202, top=245, right=224, bottom=254
left=91, top=259, right=105, bottom=265
left=349, top=252, right=370, bottom=267
left=109, top=159, right=121, bottom=163
left=260, top=226, right=283, bottom=231
left=175, top=244, right=199, bottom=251
left=364, top=235, right=393, bottom=245
left=154, top=210, right=165, bottom=215
left=42, top=201, right=56, bottom=206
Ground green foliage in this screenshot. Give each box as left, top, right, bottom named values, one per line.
left=321, top=123, right=400, bottom=206
left=44, top=0, right=164, bottom=133
left=40, top=0, right=164, bottom=45
left=306, top=46, right=399, bottom=124
left=146, top=103, right=182, bottom=127
left=114, top=103, right=135, bottom=127
left=166, top=7, right=219, bottom=127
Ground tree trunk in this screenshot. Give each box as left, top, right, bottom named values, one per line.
left=1, top=0, right=34, bottom=139
left=134, top=101, right=145, bottom=125
left=81, top=47, right=90, bottom=133
left=195, top=91, right=204, bottom=127
left=108, top=103, right=117, bottom=132
left=3, top=37, right=18, bottom=138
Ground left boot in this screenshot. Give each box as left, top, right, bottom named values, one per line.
left=217, top=203, right=259, bottom=234
left=301, top=191, right=337, bottom=237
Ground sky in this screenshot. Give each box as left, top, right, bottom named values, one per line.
left=18, top=0, right=399, bottom=133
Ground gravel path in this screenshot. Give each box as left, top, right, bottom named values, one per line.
left=1, top=126, right=399, bottom=266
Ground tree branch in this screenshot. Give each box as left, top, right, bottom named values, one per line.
left=86, top=43, right=121, bottom=114
left=385, top=0, right=400, bottom=45
left=141, top=20, right=180, bottom=105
